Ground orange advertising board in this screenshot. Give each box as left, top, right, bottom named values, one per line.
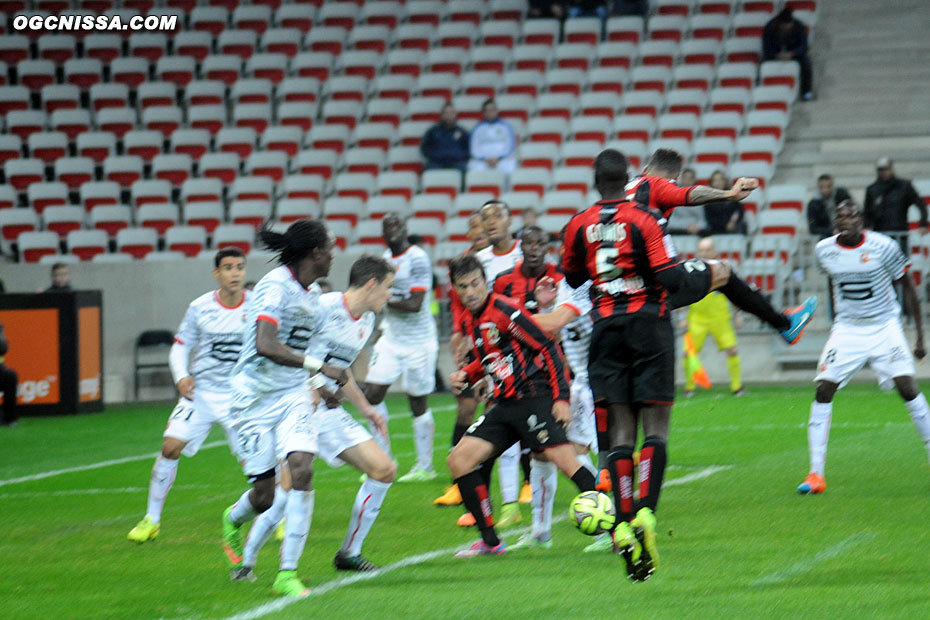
left=0, top=308, right=61, bottom=405
left=78, top=306, right=101, bottom=403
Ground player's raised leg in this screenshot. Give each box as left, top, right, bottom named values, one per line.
left=448, top=433, right=507, bottom=558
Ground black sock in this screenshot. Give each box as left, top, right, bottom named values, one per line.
left=520, top=451, right=531, bottom=484
left=478, top=456, right=494, bottom=490
left=570, top=466, right=596, bottom=492
left=451, top=423, right=468, bottom=447
left=455, top=471, right=500, bottom=547
left=605, top=446, right=636, bottom=523
left=637, top=436, right=667, bottom=513
left=719, top=272, right=790, bottom=331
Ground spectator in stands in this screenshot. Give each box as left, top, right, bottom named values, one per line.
left=468, top=99, right=517, bottom=181
left=567, top=0, right=607, bottom=20
left=44, top=263, right=72, bottom=293
left=528, top=0, right=566, bottom=19
left=0, top=323, right=17, bottom=427
left=807, top=174, right=852, bottom=238
left=703, top=170, right=746, bottom=235
left=667, top=168, right=707, bottom=235
left=865, top=158, right=927, bottom=250
left=420, top=103, right=470, bottom=174
left=517, top=207, right=540, bottom=238
left=762, top=7, right=814, bottom=101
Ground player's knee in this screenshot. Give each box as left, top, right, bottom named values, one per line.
left=895, top=376, right=920, bottom=401
left=725, top=347, right=738, bottom=357
left=372, top=459, right=397, bottom=483
left=252, top=486, right=276, bottom=513
left=815, top=381, right=837, bottom=403
left=286, top=453, right=314, bottom=490
left=446, top=451, right=466, bottom=478
left=161, top=438, right=184, bottom=460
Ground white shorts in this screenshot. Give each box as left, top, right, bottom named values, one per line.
left=231, top=388, right=318, bottom=478
left=315, top=405, right=374, bottom=467
left=163, top=389, right=238, bottom=458
left=366, top=336, right=438, bottom=397
left=566, top=380, right=596, bottom=451
left=815, top=319, right=915, bottom=390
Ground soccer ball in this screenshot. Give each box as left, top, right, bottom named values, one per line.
left=569, top=491, right=615, bottom=535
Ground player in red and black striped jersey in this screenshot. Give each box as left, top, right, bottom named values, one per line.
left=492, top=225, right=563, bottom=314
left=446, top=253, right=597, bottom=558
left=625, top=148, right=819, bottom=344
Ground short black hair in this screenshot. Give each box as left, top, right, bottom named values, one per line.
left=50, top=262, right=69, bottom=274
left=521, top=225, right=547, bottom=245
left=645, top=148, right=683, bottom=177
left=441, top=101, right=454, bottom=112
left=594, top=149, right=630, bottom=194
left=449, top=253, right=485, bottom=285
left=817, top=174, right=833, bottom=183
left=481, top=98, right=496, bottom=110
left=480, top=199, right=510, bottom=217
left=214, top=246, right=245, bottom=267
left=349, top=255, right=394, bottom=288
left=836, top=199, right=862, bottom=217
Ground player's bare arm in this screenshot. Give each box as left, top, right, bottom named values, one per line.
left=387, top=290, right=426, bottom=313
left=176, top=376, right=195, bottom=399
left=685, top=177, right=759, bottom=205
left=898, top=273, right=926, bottom=359
left=531, top=305, right=580, bottom=335
left=551, top=400, right=571, bottom=426
left=255, top=320, right=348, bottom=385
left=336, top=369, right=387, bottom=436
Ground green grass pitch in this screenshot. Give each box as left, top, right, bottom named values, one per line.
left=3, top=384, right=930, bottom=620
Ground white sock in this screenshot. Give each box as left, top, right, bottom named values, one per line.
left=370, top=402, right=391, bottom=456
left=808, top=401, right=833, bottom=476
left=242, top=486, right=287, bottom=568
left=280, top=489, right=314, bottom=571
left=576, top=452, right=597, bottom=477
left=904, top=393, right=930, bottom=462
left=228, top=488, right=259, bottom=527
left=498, top=442, right=521, bottom=504
left=144, top=456, right=178, bottom=523
left=529, top=460, right=557, bottom=541
left=341, top=478, right=392, bottom=556
left=412, top=409, right=435, bottom=471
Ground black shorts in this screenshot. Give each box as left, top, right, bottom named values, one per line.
left=667, top=258, right=714, bottom=309
left=465, top=396, right=569, bottom=453
left=588, top=313, right=675, bottom=406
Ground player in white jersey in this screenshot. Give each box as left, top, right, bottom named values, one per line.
left=510, top=277, right=600, bottom=550
left=127, top=248, right=249, bottom=543
left=362, top=213, right=440, bottom=482
left=219, top=220, right=347, bottom=598
left=233, top=256, right=396, bottom=579
left=799, top=202, right=930, bottom=495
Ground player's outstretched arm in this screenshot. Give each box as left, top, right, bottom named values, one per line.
left=898, top=273, right=926, bottom=359
left=531, top=306, right=580, bottom=336
left=685, top=177, right=759, bottom=206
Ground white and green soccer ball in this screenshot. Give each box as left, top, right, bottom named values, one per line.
left=570, top=491, right=616, bottom=536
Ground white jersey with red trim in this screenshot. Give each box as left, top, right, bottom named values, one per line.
left=170, top=290, right=250, bottom=393
left=815, top=232, right=909, bottom=325
left=230, top=265, right=322, bottom=400
left=381, top=245, right=436, bottom=344
left=305, top=292, right=376, bottom=393
left=555, top=279, right=594, bottom=383
left=475, top=239, right=523, bottom=286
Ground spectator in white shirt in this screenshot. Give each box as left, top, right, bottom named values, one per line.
left=468, top=99, right=517, bottom=181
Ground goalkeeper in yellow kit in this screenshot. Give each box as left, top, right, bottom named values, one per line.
left=681, top=237, right=745, bottom=396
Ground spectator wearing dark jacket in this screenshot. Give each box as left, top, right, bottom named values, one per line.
left=704, top=170, right=746, bottom=234
left=762, top=8, right=813, bottom=100
left=420, top=103, right=470, bottom=173
left=864, top=158, right=926, bottom=246
left=0, top=324, right=17, bottom=427
left=807, top=174, right=852, bottom=238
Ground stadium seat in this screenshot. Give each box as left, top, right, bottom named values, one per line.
left=278, top=77, right=320, bottom=105
left=52, top=109, right=91, bottom=142
left=89, top=204, right=132, bottom=239
left=131, top=179, right=171, bottom=207
left=233, top=103, right=272, bottom=134
left=40, top=85, right=79, bottom=114
left=555, top=42, right=596, bottom=71
left=0, top=207, right=39, bottom=257
left=164, top=225, right=207, bottom=257
left=28, top=131, right=68, bottom=164
left=736, top=135, right=780, bottom=163
left=17, top=230, right=60, bottom=263
left=387, top=145, right=424, bottom=175
left=0, top=34, right=30, bottom=66
left=323, top=196, right=366, bottom=227
left=375, top=171, right=418, bottom=201
left=410, top=193, right=454, bottom=224
left=658, top=113, right=700, bottom=142
left=437, top=21, right=476, bottom=50
left=465, top=169, right=505, bottom=198
left=0, top=134, right=20, bottom=166
left=8, top=110, right=47, bottom=142
left=693, top=136, right=735, bottom=165
left=230, top=175, right=273, bottom=202
left=672, top=64, right=715, bottom=91
left=765, top=184, right=807, bottom=211
left=366, top=195, right=409, bottom=220
left=219, top=28, right=257, bottom=60
left=716, top=62, right=758, bottom=90
left=130, top=32, right=167, bottom=64
left=517, top=142, right=559, bottom=170
left=365, top=99, right=405, bottom=129
left=638, top=40, right=679, bottom=67
left=606, top=16, right=645, bottom=43
left=587, top=67, right=630, bottom=95
left=415, top=72, right=459, bottom=101
left=275, top=198, right=320, bottom=224
left=280, top=175, right=325, bottom=204
left=654, top=0, right=693, bottom=16
left=469, top=45, right=512, bottom=74
left=537, top=93, right=577, bottom=121
left=182, top=200, right=222, bottom=233
left=689, top=13, right=730, bottom=40
left=756, top=209, right=801, bottom=236
left=752, top=85, right=795, bottom=112
left=723, top=37, right=761, bottom=64
left=552, top=167, right=591, bottom=195
left=230, top=199, right=271, bottom=229
left=293, top=149, right=338, bottom=179
left=257, top=126, right=300, bottom=158
left=334, top=172, right=376, bottom=203
left=521, top=18, right=559, bottom=46
left=53, top=157, right=94, bottom=190
left=631, top=66, right=673, bottom=93
left=0, top=85, right=29, bottom=116
left=745, top=110, right=789, bottom=141
left=4, top=157, right=44, bottom=191
left=568, top=116, right=606, bottom=145
left=245, top=150, right=288, bottom=182
left=305, top=25, right=347, bottom=56
left=88, top=84, right=129, bottom=113
left=729, top=161, right=773, bottom=188
left=509, top=168, right=551, bottom=197
left=561, top=140, right=601, bottom=167
left=28, top=181, right=68, bottom=213
left=246, top=53, right=287, bottom=83
left=621, top=90, right=664, bottom=117
left=512, top=44, right=552, bottom=73
left=681, top=39, right=722, bottom=67
left=450, top=191, right=492, bottom=218
left=114, top=226, right=157, bottom=259
left=152, top=153, right=192, bottom=186
left=697, top=0, right=736, bottom=13
left=276, top=3, right=315, bottom=32
left=648, top=15, right=688, bottom=42
left=137, top=203, right=179, bottom=237
left=43, top=205, right=84, bottom=239
left=136, top=82, right=174, bottom=110
left=65, top=229, right=108, bottom=261
left=421, top=169, right=463, bottom=200
left=19, top=59, right=56, bottom=92
left=527, top=117, right=568, bottom=146
left=732, top=11, right=769, bottom=38
left=233, top=4, right=271, bottom=34
left=0, top=184, right=14, bottom=209
left=321, top=100, right=364, bottom=129
left=709, top=87, right=751, bottom=114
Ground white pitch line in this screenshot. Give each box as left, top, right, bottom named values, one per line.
left=0, top=483, right=215, bottom=499
left=0, top=405, right=456, bottom=487
left=209, top=464, right=733, bottom=620
left=750, top=532, right=876, bottom=586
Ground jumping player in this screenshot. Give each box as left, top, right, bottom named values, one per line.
left=234, top=256, right=396, bottom=579
left=363, top=213, right=439, bottom=483
left=220, top=220, right=346, bottom=597
left=127, top=248, right=249, bottom=543
left=447, top=254, right=598, bottom=558
left=799, top=201, right=930, bottom=494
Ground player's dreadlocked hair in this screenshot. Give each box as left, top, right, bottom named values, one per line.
left=259, top=219, right=330, bottom=266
